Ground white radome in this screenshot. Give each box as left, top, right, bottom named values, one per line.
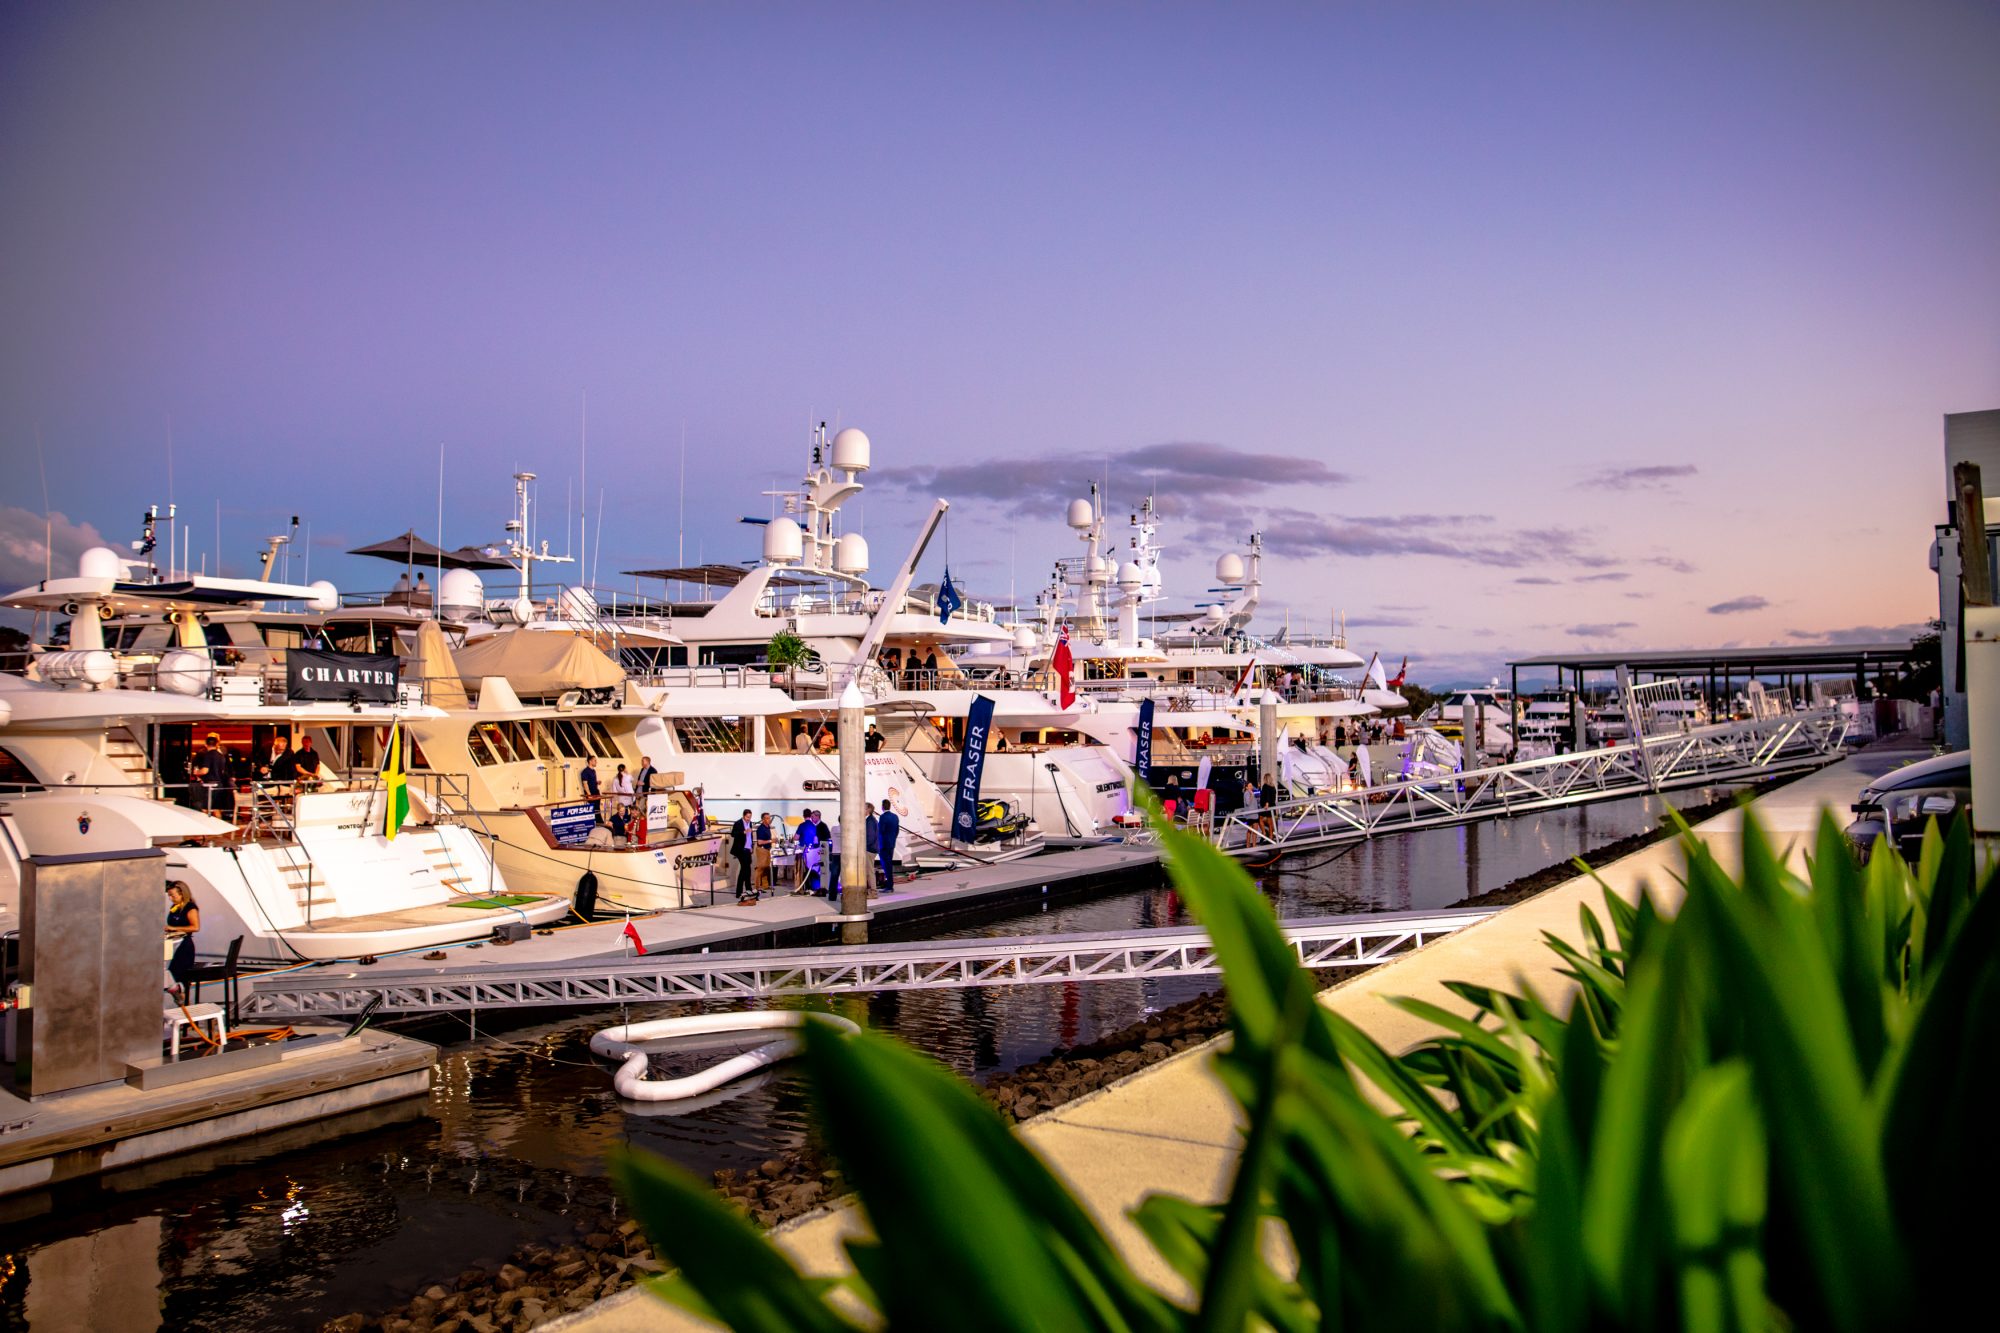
left=835, top=532, right=869, bottom=575
left=1011, top=626, right=1037, bottom=653
left=1215, top=552, right=1246, bottom=584
left=78, top=546, right=123, bottom=580
left=830, top=428, right=872, bottom=473
left=763, top=517, right=804, bottom=565
left=439, top=569, right=485, bottom=619
left=1116, top=562, right=1144, bottom=592
left=307, top=579, right=339, bottom=612
left=1066, top=498, right=1094, bottom=530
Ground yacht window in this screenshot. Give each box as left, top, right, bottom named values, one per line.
left=529, top=721, right=561, bottom=761
left=672, top=716, right=747, bottom=753
left=467, top=724, right=511, bottom=765
left=585, top=721, right=619, bottom=756
left=547, top=720, right=589, bottom=759
left=262, top=625, right=305, bottom=650
left=132, top=624, right=174, bottom=650
left=0, top=747, right=42, bottom=791
left=500, top=721, right=536, bottom=760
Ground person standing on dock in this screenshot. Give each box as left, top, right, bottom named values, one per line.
left=165, top=880, right=200, bottom=996
left=753, top=813, right=774, bottom=893
left=795, top=809, right=821, bottom=895
left=877, top=799, right=900, bottom=894
left=731, top=809, right=755, bottom=904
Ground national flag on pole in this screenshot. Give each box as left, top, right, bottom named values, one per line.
left=1388, top=656, right=1408, bottom=689
left=1366, top=653, right=1389, bottom=693
left=937, top=568, right=964, bottom=624
left=1051, top=624, right=1075, bottom=709
left=379, top=721, right=410, bottom=840
left=623, top=920, right=648, bottom=955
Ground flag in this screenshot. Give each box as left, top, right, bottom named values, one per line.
left=379, top=721, right=410, bottom=840
left=1388, top=656, right=1408, bottom=689
left=1232, top=656, right=1256, bottom=697
left=622, top=920, right=648, bottom=955
left=1366, top=653, right=1389, bottom=693
left=937, top=568, right=964, bottom=624
left=1051, top=624, right=1075, bottom=709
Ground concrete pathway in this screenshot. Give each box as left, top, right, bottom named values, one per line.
left=545, top=746, right=1921, bottom=1331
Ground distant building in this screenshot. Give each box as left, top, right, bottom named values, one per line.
left=1935, top=409, right=2000, bottom=750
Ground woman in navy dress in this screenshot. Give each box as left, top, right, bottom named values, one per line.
left=166, top=880, right=200, bottom=994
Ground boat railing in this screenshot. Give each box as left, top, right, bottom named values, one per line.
left=635, top=664, right=780, bottom=691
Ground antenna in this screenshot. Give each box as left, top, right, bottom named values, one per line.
left=578, top=390, right=588, bottom=589
left=35, top=424, right=50, bottom=581
left=678, top=421, right=687, bottom=568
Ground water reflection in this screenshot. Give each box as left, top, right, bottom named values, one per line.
left=0, top=787, right=1724, bottom=1330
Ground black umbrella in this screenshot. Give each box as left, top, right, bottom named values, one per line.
left=347, top=530, right=515, bottom=571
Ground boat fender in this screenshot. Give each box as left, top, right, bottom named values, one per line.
left=574, top=870, right=600, bottom=922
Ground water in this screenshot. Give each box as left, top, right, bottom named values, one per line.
left=0, top=787, right=1725, bottom=1330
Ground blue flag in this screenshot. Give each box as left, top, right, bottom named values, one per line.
left=937, top=568, right=964, bottom=624
left=951, top=694, right=996, bottom=842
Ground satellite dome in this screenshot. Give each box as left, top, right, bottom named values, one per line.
left=78, top=546, right=122, bottom=580
left=830, top=428, right=871, bottom=472
left=1215, top=552, right=1246, bottom=584
left=439, top=569, right=485, bottom=618
left=1012, top=626, right=1037, bottom=653
left=1140, top=565, right=1162, bottom=593
left=835, top=531, right=870, bottom=575
left=306, top=579, right=339, bottom=612
left=763, top=517, right=804, bottom=565
left=1202, top=604, right=1228, bottom=625
left=1066, top=498, right=1094, bottom=530
left=1116, top=562, right=1144, bottom=592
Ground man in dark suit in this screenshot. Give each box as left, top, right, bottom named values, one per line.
left=730, top=809, right=755, bottom=904
left=876, top=799, right=900, bottom=894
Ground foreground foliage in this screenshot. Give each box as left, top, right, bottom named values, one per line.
left=613, top=806, right=1997, bottom=1331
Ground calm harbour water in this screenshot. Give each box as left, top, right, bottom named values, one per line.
left=0, top=787, right=1728, bottom=1331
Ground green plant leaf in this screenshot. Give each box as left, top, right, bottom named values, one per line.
left=1661, top=1062, right=1769, bottom=1333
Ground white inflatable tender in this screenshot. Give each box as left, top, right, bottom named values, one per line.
left=590, top=1010, right=860, bottom=1102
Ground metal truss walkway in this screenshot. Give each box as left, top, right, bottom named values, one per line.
left=238, top=907, right=1493, bottom=1020
left=1212, top=710, right=1848, bottom=858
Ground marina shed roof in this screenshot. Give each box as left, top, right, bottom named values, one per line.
left=1507, top=641, right=1924, bottom=678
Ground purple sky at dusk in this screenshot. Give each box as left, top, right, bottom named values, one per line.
left=3, top=2, right=1995, bottom=681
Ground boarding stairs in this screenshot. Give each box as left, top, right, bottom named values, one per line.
left=1216, top=708, right=1848, bottom=858
left=236, top=907, right=1492, bottom=1020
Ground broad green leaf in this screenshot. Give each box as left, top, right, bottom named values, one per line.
left=1661, top=1062, right=1769, bottom=1333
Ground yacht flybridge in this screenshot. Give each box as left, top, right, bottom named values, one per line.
left=0, top=543, right=571, bottom=964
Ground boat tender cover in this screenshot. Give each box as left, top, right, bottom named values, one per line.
left=453, top=630, right=625, bottom=693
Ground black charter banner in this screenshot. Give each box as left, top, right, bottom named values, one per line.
left=287, top=649, right=400, bottom=703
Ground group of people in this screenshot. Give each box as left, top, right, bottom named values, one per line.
left=727, top=801, right=900, bottom=908
left=182, top=730, right=325, bottom=813
left=578, top=754, right=679, bottom=844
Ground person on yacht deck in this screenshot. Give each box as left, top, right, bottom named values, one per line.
left=580, top=756, right=601, bottom=813
left=613, top=763, right=635, bottom=810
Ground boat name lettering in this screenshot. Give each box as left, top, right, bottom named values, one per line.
left=674, top=850, right=719, bottom=870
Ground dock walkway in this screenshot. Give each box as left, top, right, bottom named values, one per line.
left=545, top=743, right=1920, bottom=1332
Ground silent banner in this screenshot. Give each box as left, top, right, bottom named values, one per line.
left=287, top=649, right=399, bottom=703
left=950, top=693, right=997, bottom=842
left=1134, top=698, right=1154, bottom=784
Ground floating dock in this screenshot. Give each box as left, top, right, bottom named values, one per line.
left=0, top=1027, right=434, bottom=1199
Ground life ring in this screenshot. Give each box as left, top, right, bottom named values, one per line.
left=590, top=1011, right=860, bottom=1102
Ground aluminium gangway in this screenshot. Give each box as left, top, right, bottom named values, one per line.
left=1208, top=708, right=1849, bottom=858
left=237, top=908, right=1493, bottom=1021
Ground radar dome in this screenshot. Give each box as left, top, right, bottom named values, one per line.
left=830, top=428, right=871, bottom=472
left=1202, top=604, right=1228, bottom=626
left=78, top=546, right=122, bottom=580
left=835, top=532, right=870, bottom=575
left=1116, top=562, right=1144, bottom=592
left=1012, top=626, right=1037, bottom=653
left=439, top=569, right=485, bottom=619
left=307, top=579, right=339, bottom=612
left=1215, top=553, right=1246, bottom=584
left=763, top=517, right=804, bottom=565
left=1066, top=498, right=1094, bottom=530
left=1085, top=553, right=1107, bottom=576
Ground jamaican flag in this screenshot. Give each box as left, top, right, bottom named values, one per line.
left=380, top=722, right=410, bottom=840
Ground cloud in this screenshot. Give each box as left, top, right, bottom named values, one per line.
left=1707, top=595, right=1769, bottom=615
left=1784, top=622, right=1930, bottom=645
left=1514, top=576, right=1559, bottom=585
left=1574, top=571, right=1631, bottom=583
left=1644, top=556, right=1698, bottom=575
left=1343, top=614, right=1422, bottom=628
left=0, top=507, right=114, bottom=628
left=1256, top=512, right=1617, bottom=571
left=878, top=441, right=1349, bottom=516
left=1567, top=621, right=1637, bottom=637
left=1579, top=464, right=1698, bottom=491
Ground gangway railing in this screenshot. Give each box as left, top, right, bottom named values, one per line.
left=237, top=907, right=1493, bottom=1020
left=1213, top=709, right=1848, bottom=858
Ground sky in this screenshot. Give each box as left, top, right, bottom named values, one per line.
left=2, top=1, right=1995, bottom=682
